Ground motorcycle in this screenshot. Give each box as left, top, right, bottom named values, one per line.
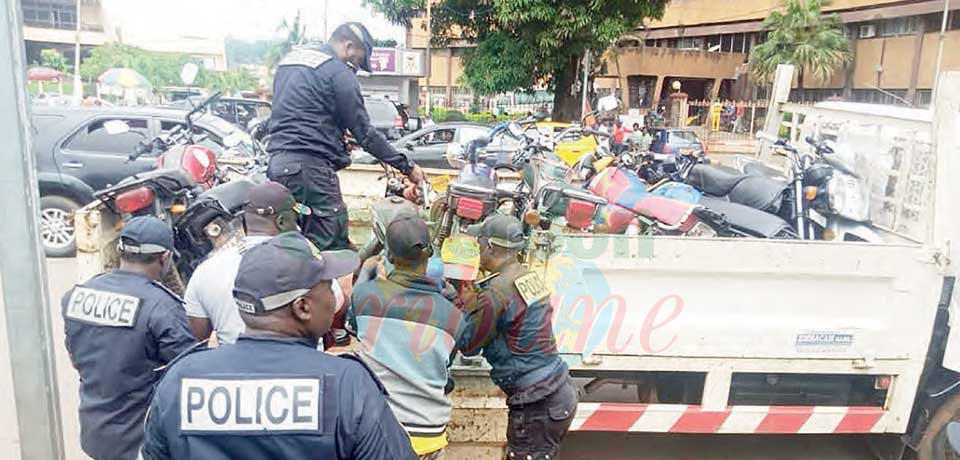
left=742, top=134, right=876, bottom=242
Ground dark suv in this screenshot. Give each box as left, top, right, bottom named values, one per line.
left=31, top=105, right=254, bottom=257
left=363, top=95, right=417, bottom=140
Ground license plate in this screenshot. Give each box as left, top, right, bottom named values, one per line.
left=430, top=175, right=452, bottom=192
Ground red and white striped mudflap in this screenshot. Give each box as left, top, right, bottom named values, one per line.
left=571, top=403, right=886, bottom=434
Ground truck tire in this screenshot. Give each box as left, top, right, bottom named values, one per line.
left=39, top=195, right=80, bottom=258
left=917, top=393, right=960, bottom=460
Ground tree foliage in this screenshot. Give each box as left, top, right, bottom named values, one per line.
left=40, top=49, right=67, bottom=72
left=226, top=37, right=280, bottom=66
left=80, top=43, right=192, bottom=88
left=267, top=11, right=310, bottom=68
left=373, top=38, right=399, bottom=47
left=204, top=68, right=258, bottom=94
left=749, top=0, right=852, bottom=88
left=366, top=0, right=668, bottom=120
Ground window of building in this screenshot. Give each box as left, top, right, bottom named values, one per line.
left=706, top=35, right=721, bottom=52
left=22, top=3, right=76, bottom=30
left=676, top=37, right=703, bottom=50
left=645, top=39, right=656, bottom=47
left=732, top=33, right=745, bottom=53
left=880, top=17, right=919, bottom=37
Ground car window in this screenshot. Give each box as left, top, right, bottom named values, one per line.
left=422, top=129, right=455, bottom=145
left=212, top=101, right=238, bottom=124
left=365, top=100, right=398, bottom=123
left=669, top=131, right=699, bottom=143
left=64, top=118, right=150, bottom=155
left=459, top=127, right=489, bottom=143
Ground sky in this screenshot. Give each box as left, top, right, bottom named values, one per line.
left=101, top=0, right=406, bottom=44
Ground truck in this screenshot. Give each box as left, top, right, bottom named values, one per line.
left=73, top=71, right=960, bottom=460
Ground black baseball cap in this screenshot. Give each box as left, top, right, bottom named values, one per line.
left=244, top=181, right=307, bottom=216
left=385, top=214, right=430, bottom=260
left=465, top=214, right=525, bottom=249
left=335, top=22, right=375, bottom=72
left=118, top=216, right=175, bottom=254
left=233, top=233, right=359, bottom=315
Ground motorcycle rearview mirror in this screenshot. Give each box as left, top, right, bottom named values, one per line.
left=180, top=63, right=200, bottom=87
left=103, top=120, right=131, bottom=136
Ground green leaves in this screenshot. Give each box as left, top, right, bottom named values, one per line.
left=367, top=0, right=668, bottom=99
left=749, top=0, right=852, bottom=87
left=39, top=49, right=68, bottom=72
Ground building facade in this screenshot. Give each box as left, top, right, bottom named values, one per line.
left=408, top=0, right=960, bottom=111
left=21, top=0, right=227, bottom=71
left=605, top=0, right=960, bottom=109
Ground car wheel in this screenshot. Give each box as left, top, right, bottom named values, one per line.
left=916, top=393, right=960, bottom=460
left=39, top=195, right=79, bottom=258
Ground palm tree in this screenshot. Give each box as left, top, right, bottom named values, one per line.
left=749, top=0, right=852, bottom=89
left=267, top=11, right=309, bottom=68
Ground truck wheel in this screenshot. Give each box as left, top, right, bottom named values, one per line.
left=39, top=195, right=80, bottom=258
left=917, top=393, right=960, bottom=460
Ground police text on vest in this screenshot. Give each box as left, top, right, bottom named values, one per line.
left=65, top=287, right=141, bottom=327
left=180, top=378, right=321, bottom=432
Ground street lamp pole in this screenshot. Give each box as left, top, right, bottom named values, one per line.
left=72, top=0, right=82, bottom=105
left=933, top=0, right=951, bottom=101
left=425, top=0, right=432, bottom=117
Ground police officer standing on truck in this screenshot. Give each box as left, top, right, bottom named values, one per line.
left=62, top=216, right=197, bottom=460
left=268, top=22, right=425, bottom=251
left=460, top=214, right=579, bottom=460
left=141, top=232, right=417, bottom=460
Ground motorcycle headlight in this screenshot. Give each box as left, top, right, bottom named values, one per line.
left=826, top=172, right=870, bottom=222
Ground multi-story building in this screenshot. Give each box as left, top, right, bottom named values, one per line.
left=408, top=0, right=960, bottom=110
left=604, top=0, right=960, bottom=109
left=20, top=0, right=227, bottom=72
left=21, top=0, right=107, bottom=66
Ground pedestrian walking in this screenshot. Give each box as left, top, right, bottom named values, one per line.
left=460, top=214, right=578, bottom=460
left=62, top=216, right=197, bottom=460
left=142, top=233, right=416, bottom=460
left=349, top=211, right=471, bottom=459
left=183, top=181, right=303, bottom=344
left=267, top=21, right=425, bottom=252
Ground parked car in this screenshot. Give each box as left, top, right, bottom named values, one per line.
left=352, top=122, right=515, bottom=169
left=163, top=96, right=272, bottom=130
left=649, top=128, right=706, bottom=156
left=31, top=105, right=256, bottom=257
left=535, top=121, right=600, bottom=166
left=364, top=95, right=418, bottom=140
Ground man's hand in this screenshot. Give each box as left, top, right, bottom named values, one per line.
left=407, top=165, right=426, bottom=185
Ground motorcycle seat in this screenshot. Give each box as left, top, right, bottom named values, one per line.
left=699, top=196, right=795, bottom=238
left=688, top=164, right=787, bottom=214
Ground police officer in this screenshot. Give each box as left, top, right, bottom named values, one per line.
left=62, top=216, right=197, bottom=460
left=268, top=21, right=426, bottom=251
left=142, top=232, right=417, bottom=460
left=461, top=214, right=578, bottom=460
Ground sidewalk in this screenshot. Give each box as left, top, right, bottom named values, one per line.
left=0, top=259, right=89, bottom=460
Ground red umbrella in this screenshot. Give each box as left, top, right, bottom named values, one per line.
left=28, top=66, right=64, bottom=82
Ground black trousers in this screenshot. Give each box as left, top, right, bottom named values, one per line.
left=267, top=153, right=351, bottom=251
left=505, top=378, right=578, bottom=460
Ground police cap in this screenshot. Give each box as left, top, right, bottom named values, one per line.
left=233, top=233, right=358, bottom=315
left=118, top=216, right=175, bottom=254
left=465, top=214, right=525, bottom=250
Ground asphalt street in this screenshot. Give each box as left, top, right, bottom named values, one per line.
left=0, top=258, right=876, bottom=460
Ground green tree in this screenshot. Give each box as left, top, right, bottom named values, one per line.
left=226, top=37, right=281, bottom=66
left=203, top=67, right=258, bottom=94
left=268, top=11, right=309, bottom=68
left=749, top=0, right=852, bottom=89
left=366, top=0, right=668, bottom=120
left=80, top=43, right=192, bottom=88
left=39, top=48, right=67, bottom=72
left=373, top=38, right=398, bottom=47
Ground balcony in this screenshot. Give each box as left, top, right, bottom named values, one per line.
left=22, top=3, right=103, bottom=32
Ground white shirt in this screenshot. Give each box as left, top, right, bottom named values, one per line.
left=183, top=235, right=272, bottom=344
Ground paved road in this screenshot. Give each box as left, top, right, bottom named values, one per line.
left=0, top=258, right=875, bottom=460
